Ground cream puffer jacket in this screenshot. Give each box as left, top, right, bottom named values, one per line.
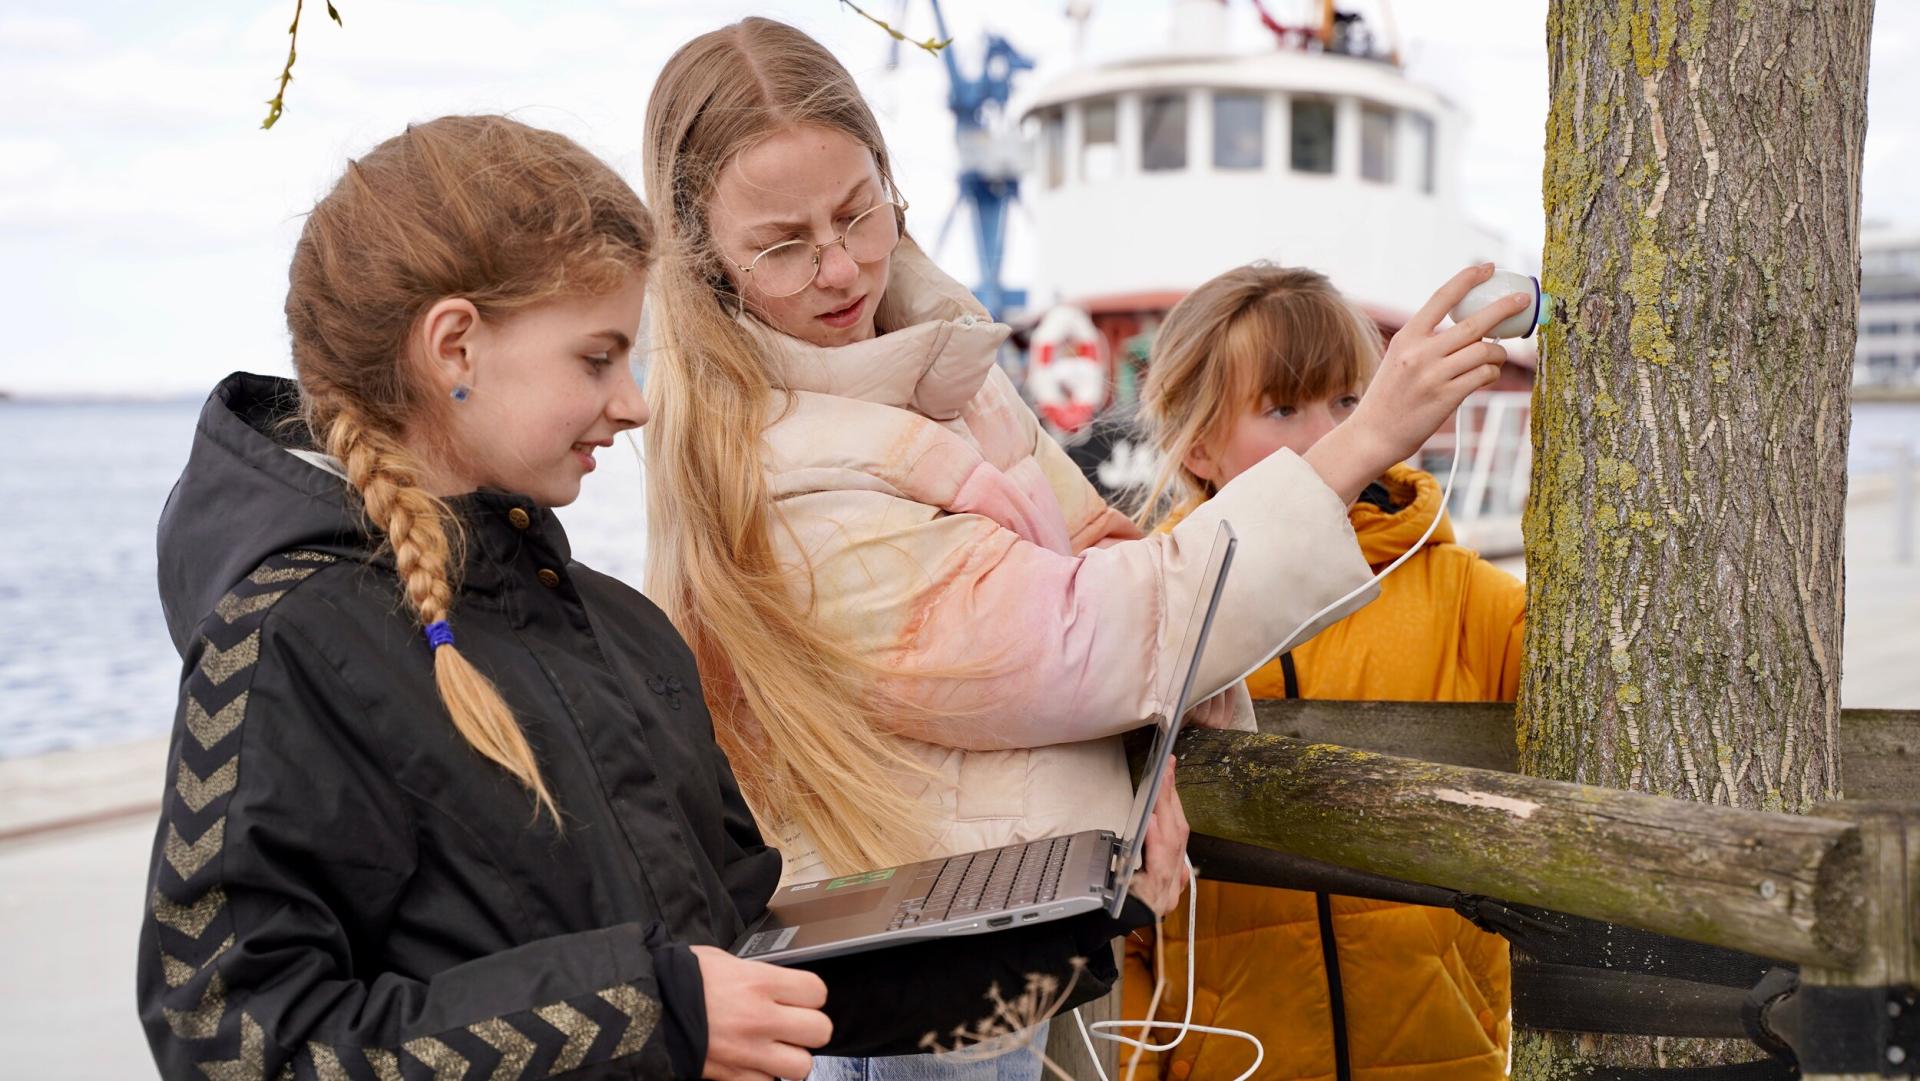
left=750, top=240, right=1376, bottom=883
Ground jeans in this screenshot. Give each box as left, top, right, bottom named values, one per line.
left=808, top=1020, right=1051, bottom=1081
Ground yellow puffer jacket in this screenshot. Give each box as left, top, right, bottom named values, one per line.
left=1123, top=463, right=1524, bottom=1081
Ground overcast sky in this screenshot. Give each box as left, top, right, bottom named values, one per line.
left=1, top=0, right=1913, bottom=396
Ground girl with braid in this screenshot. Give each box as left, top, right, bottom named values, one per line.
left=138, top=114, right=1178, bottom=1081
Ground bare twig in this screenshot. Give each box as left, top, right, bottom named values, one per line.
left=838, top=0, right=952, bottom=55
left=262, top=0, right=344, bottom=130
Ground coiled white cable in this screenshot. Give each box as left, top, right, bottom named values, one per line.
left=1073, top=857, right=1263, bottom=1081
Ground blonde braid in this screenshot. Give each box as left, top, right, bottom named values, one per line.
left=326, top=410, right=561, bottom=823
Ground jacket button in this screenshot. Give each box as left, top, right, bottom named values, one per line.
left=507, top=507, right=531, bottom=529
left=537, top=568, right=561, bottom=588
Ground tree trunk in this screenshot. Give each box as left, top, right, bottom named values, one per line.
left=1517, top=0, right=1873, bottom=1073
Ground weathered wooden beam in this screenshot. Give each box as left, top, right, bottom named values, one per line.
left=1252, top=701, right=1920, bottom=800
left=1171, top=727, right=1866, bottom=969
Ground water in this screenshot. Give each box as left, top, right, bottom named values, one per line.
left=0, top=397, right=1913, bottom=759
left=0, top=398, right=653, bottom=759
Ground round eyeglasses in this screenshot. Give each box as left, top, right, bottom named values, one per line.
left=735, top=200, right=907, bottom=299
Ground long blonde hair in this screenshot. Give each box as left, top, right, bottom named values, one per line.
left=286, top=115, right=654, bottom=820
left=641, top=18, right=936, bottom=872
left=1136, top=263, right=1383, bottom=524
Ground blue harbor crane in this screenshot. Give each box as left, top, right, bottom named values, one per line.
left=889, top=0, right=1034, bottom=320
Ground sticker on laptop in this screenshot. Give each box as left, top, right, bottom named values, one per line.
left=739, top=926, right=799, bottom=957
left=825, top=868, right=897, bottom=891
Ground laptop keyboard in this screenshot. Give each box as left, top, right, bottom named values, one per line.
left=887, top=836, right=1074, bottom=931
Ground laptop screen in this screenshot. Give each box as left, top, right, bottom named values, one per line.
left=1107, top=520, right=1237, bottom=916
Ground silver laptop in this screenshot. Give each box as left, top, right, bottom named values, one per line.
left=735, top=522, right=1238, bottom=965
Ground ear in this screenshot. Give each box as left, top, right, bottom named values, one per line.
left=415, top=297, right=481, bottom=396
left=1183, top=438, right=1221, bottom=485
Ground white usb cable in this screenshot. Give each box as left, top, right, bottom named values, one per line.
left=1073, top=857, right=1264, bottom=1081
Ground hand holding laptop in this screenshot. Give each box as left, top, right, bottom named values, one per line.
left=690, top=947, right=833, bottom=1081
left=1128, top=756, right=1192, bottom=916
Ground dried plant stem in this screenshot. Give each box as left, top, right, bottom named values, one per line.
left=262, top=0, right=343, bottom=130
left=920, top=957, right=1092, bottom=1073
left=837, top=0, right=952, bottom=55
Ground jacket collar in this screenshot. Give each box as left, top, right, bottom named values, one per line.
left=744, top=236, right=1011, bottom=422
left=1349, top=463, right=1456, bottom=564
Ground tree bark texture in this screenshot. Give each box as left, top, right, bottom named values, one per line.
left=1520, top=0, right=1874, bottom=1072
left=1247, top=699, right=1920, bottom=800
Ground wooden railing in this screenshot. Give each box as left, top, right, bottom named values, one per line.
left=1153, top=702, right=1920, bottom=1080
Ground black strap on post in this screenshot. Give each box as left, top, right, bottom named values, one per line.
left=1182, top=834, right=1919, bottom=1076
left=1511, top=961, right=1755, bottom=1038
left=1763, top=983, right=1920, bottom=1077
left=1500, top=904, right=1785, bottom=990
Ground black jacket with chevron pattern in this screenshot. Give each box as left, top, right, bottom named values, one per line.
left=139, top=372, right=775, bottom=1079
left=139, top=373, right=1137, bottom=1081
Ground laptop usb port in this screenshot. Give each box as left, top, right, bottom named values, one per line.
left=988, top=916, right=1013, bottom=928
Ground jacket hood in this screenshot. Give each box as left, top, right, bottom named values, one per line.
left=1350, top=462, right=1455, bottom=565
left=744, top=235, right=1009, bottom=421
left=155, top=373, right=374, bottom=655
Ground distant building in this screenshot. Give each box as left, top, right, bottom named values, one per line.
left=1858, top=225, right=1920, bottom=387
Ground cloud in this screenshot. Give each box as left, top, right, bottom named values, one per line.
left=0, top=12, right=94, bottom=54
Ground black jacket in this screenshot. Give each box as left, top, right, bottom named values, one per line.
left=139, top=373, right=1138, bottom=1080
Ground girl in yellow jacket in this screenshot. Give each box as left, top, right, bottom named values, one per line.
left=1124, top=263, right=1525, bottom=1081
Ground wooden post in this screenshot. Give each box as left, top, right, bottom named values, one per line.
left=1169, top=727, right=1865, bottom=968
left=1790, top=802, right=1919, bottom=1081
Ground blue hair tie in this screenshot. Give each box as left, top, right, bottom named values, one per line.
left=424, top=620, right=455, bottom=650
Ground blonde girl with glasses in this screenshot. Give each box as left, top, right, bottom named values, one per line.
left=640, top=18, right=1529, bottom=1078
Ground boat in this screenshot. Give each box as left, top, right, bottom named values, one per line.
left=1010, top=0, right=1533, bottom=550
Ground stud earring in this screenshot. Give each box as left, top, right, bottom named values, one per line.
left=450, top=384, right=472, bottom=402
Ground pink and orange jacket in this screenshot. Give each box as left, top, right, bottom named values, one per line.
left=747, top=240, right=1377, bottom=882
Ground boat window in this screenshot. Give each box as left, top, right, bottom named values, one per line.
left=1142, top=93, right=1188, bottom=172
left=1362, top=104, right=1395, bottom=183
left=1213, top=92, right=1265, bottom=170
left=1290, top=98, right=1335, bottom=175
left=1083, top=98, right=1118, bottom=182
left=1410, top=112, right=1436, bottom=193
left=1041, top=108, right=1066, bottom=189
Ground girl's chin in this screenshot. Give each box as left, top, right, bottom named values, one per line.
left=534, top=476, right=584, bottom=509
left=800, top=319, right=876, bottom=348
